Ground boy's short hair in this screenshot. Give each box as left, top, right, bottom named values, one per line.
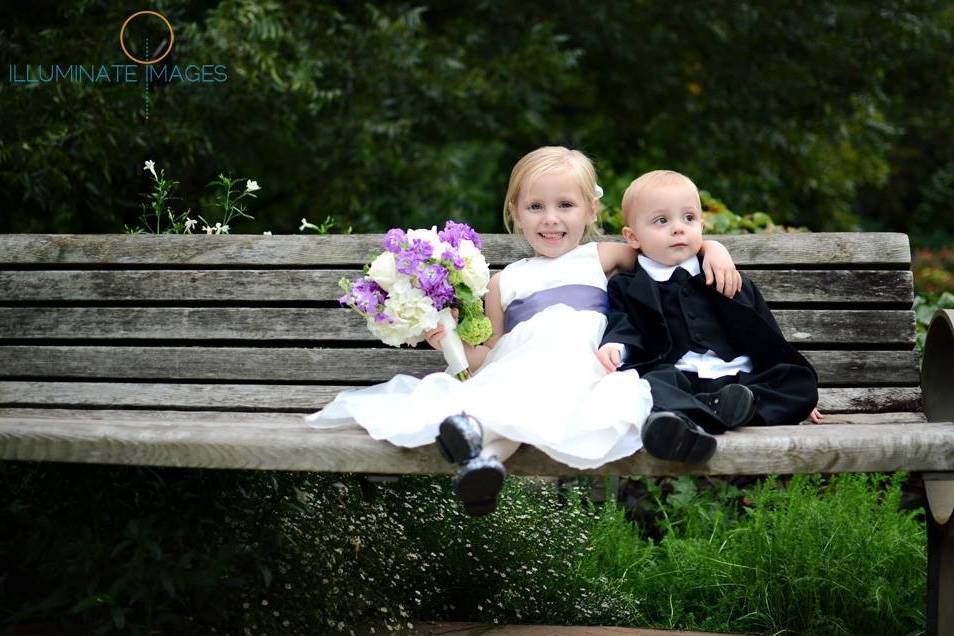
left=621, top=170, right=700, bottom=226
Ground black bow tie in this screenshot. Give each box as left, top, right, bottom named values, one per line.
left=667, top=267, right=691, bottom=283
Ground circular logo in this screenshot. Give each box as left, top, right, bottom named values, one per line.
left=119, top=11, right=175, bottom=65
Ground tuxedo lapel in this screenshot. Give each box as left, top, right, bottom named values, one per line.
left=626, top=263, right=664, bottom=316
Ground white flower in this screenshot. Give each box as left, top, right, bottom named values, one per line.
left=369, top=279, right=439, bottom=347
left=219, top=224, right=230, bottom=234
left=594, top=184, right=604, bottom=199
left=203, top=225, right=214, bottom=234
left=300, top=218, right=319, bottom=232
left=245, top=179, right=261, bottom=193
left=143, top=160, right=157, bottom=180
left=184, top=218, right=197, bottom=233
left=457, top=239, right=490, bottom=297
left=405, top=226, right=445, bottom=256
left=263, top=231, right=272, bottom=236
left=367, top=251, right=399, bottom=291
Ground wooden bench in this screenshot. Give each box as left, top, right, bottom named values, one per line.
left=1, top=232, right=952, bottom=633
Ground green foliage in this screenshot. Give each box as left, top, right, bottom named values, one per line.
left=914, top=292, right=954, bottom=350
left=580, top=474, right=925, bottom=635
left=2, top=2, right=953, bottom=241
left=2, top=464, right=926, bottom=634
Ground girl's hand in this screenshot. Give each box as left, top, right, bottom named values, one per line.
left=809, top=408, right=824, bottom=424
left=424, top=324, right=446, bottom=350
left=424, top=307, right=459, bottom=350
left=701, top=240, right=742, bottom=298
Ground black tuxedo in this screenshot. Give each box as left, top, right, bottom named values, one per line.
left=602, top=257, right=818, bottom=431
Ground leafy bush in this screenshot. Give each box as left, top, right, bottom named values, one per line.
left=2, top=463, right=925, bottom=635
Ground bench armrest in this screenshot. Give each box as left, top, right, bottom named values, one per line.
left=924, top=309, right=954, bottom=422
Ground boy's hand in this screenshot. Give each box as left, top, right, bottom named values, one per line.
left=596, top=344, right=622, bottom=373
left=809, top=408, right=824, bottom=424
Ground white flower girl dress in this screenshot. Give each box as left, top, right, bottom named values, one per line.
left=307, top=241, right=652, bottom=469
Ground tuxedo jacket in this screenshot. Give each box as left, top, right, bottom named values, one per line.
left=601, top=257, right=817, bottom=380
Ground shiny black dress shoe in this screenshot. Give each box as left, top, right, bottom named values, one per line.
left=641, top=411, right=717, bottom=465
left=452, top=455, right=506, bottom=517
left=696, top=384, right=756, bottom=429
left=435, top=412, right=483, bottom=464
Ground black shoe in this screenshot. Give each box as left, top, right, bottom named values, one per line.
left=452, top=455, right=506, bottom=516
left=435, top=412, right=483, bottom=465
left=641, top=411, right=717, bottom=465
left=696, top=384, right=756, bottom=429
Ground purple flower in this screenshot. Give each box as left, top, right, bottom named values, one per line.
left=439, top=220, right=481, bottom=249
left=341, top=276, right=386, bottom=316
left=441, top=248, right=465, bottom=270
left=418, top=263, right=455, bottom=308
left=383, top=229, right=406, bottom=253
left=395, top=238, right=433, bottom=275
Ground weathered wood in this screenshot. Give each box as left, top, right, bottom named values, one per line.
left=0, top=269, right=914, bottom=304
left=0, top=346, right=919, bottom=385
left=0, top=409, right=947, bottom=474
left=0, top=233, right=911, bottom=267
left=0, top=381, right=922, bottom=414
left=1, top=407, right=921, bottom=427
left=0, top=307, right=915, bottom=344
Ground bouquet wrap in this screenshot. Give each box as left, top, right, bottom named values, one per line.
left=437, top=308, right=469, bottom=376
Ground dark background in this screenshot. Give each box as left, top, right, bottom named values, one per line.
left=1, top=0, right=952, bottom=246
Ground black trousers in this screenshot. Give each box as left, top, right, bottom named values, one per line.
left=643, top=363, right=818, bottom=434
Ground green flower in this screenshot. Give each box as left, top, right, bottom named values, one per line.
left=458, top=314, right=492, bottom=346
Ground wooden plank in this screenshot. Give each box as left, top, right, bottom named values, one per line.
left=0, top=382, right=922, bottom=414
left=0, top=409, right=949, bottom=474
left=0, top=347, right=919, bottom=385
left=0, top=308, right=915, bottom=344
left=0, top=269, right=914, bottom=304
left=0, top=233, right=911, bottom=267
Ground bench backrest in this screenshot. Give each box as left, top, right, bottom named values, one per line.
left=0, top=233, right=917, bottom=421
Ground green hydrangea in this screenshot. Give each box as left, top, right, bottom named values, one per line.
left=458, top=314, right=493, bottom=346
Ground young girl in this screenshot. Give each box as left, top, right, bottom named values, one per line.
left=308, top=146, right=740, bottom=516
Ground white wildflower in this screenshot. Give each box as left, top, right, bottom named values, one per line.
left=143, top=160, right=157, bottom=180
left=245, top=179, right=261, bottom=192
left=300, top=218, right=320, bottom=232
left=203, top=225, right=214, bottom=235
left=184, top=218, right=197, bottom=233
left=263, top=231, right=272, bottom=236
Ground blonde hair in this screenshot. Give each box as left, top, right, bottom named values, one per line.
left=621, top=170, right=700, bottom=226
left=503, top=146, right=603, bottom=240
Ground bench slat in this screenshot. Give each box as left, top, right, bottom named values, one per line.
left=0, top=408, right=945, bottom=475
left=0, top=269, right=914, bottom=304
left=0, top=347, right=918, bottom=385
left=0, top=233, right=911, bottom=267
left=0, top=382, right=922, bottom=414
left=0, top=308, right=915, bottom=344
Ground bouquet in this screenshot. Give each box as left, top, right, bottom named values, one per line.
left=338, top=221, right=493, bottom=380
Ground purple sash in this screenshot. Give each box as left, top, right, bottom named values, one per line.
left=504, top=284, right=609, bottom=334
